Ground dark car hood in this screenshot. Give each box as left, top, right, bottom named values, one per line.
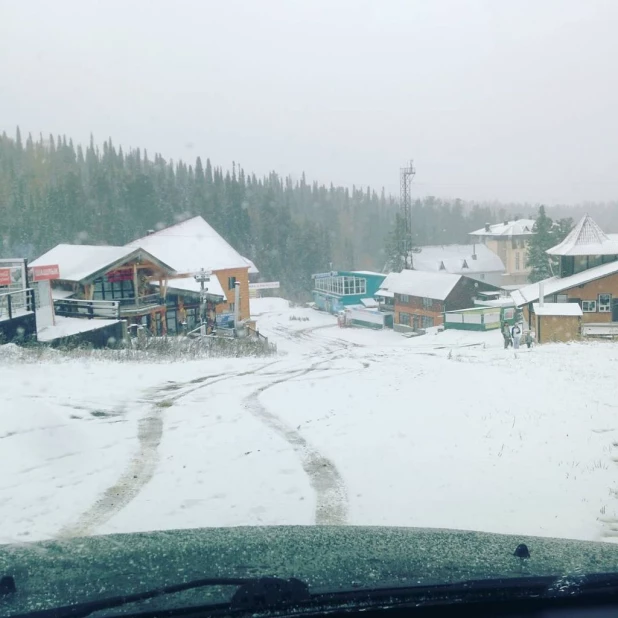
left=2, top=526, right=618, bottom=615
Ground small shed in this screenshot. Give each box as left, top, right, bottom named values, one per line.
left=532, top=302, right=582, bottom=344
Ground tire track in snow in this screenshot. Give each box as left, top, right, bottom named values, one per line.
left=244, top=357, right=350, bottom=526
left=56, top=360, right=281, bottom=539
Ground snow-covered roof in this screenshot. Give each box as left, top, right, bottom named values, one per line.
left=389, top=269, right=462, bottom=301
left=374, top=271, right=402, bottom=298
left=30, top=245, right=175, bottom=283
left=51, top=288, right=75, bottom=300
left=150, top=275, right=225, bottom=300
left=410, top=244, right=505, bottom=275
left=351, top=270, right=384, bottom=277
left=128, top=216, right=249, bottom=273
left=511, top=260, right=618, bottom=306
left=533, top=303, right=583, bottom=317
left=360, top=297, right=379, bottom=308
left=242, top=256, right=259, bottom=274
left=470, top=219, right=535, bottom=237
left=547, top=215, right=618, bottom=256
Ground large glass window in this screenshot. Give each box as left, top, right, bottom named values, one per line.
left=399, top=312, right=410, bottom=326
left=93, top=277, right=135, bottom=300
left=315, top=275, right=365, bottom=296
left=421, top=315, right=434, bottom=328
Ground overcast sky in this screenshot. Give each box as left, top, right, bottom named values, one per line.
left=2, top=0, right=618, bottom=205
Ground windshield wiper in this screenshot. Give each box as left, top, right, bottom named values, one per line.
left=8, top=572, right=618, bottom=618
left=6, top=576, right=310, bottom=618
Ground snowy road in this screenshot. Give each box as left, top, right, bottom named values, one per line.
left=3, top=297, right=618, bottom=545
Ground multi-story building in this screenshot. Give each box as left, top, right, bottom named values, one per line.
left=469, top=219, right=535, bottom=286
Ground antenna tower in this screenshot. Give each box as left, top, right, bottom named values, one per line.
left=400, top=160, right=416, bottom=269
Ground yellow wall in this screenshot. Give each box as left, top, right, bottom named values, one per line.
left=483, top=237, right=531, bottom=283
left=535, top=315, right=581, bottom=344
left=214, top=267, right=250, bottom=320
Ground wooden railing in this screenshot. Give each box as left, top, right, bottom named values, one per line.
left=54, top=298, right=120, bottom=319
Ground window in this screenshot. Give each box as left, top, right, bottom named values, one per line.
left=228, top=302, right=235, bottom=313
left=421, top=315, right=434, bottom=328
left=92, top=277, right=135, bottom=300
left=399, top=294, right=410, bottom=303
left=422, top=297, right=433, bottom=309
left=556, top=294, right=568, bottom=303
left=598, top=294, right=612, bottom=312
left=515, top=253, right=520, bottom=271
left=512, top=238, right=517, bottom=249
left=582, top=300, right=597, bottom=313
left=399, top=312, right=410, bottom=326
left=228, top=276, right=237, bottom=290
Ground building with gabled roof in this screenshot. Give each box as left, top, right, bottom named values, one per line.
left=410, top=243, right=505, bottom=286
left=511, top=215, right=618, bottom=329
left=387, top=269, right=501, bottom=331
left=470, top=218, right=535, bottom=285
left=127, top=216, right=253, bottom=322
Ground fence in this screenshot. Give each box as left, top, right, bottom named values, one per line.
left=54, top=297, right=120, bottom=319
left=0, top=288, right=36, bottom=321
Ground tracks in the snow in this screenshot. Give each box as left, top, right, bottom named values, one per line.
left=56, top=360, right=280, bottom=539
left=244, top=356, right=350, bottom=526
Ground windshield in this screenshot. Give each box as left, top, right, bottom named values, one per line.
left=3, top=1, right=618, bottom=615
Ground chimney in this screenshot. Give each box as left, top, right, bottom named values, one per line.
left=147, top=229, right=155, bottom=235
left=485, top=223, right=491, bottom=232
left=538, top=281, right=545, bottom=308
left=472, top=243, right=477, bottom=260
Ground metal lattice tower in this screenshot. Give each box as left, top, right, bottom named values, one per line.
left=400, top=160, right=416, bottom=268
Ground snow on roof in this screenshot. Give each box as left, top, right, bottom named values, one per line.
left=547, top=215, right=618, bottom=256
left=389, top=269, right=462, bottom=301
left=351, top=270, right=384, bottom=277
left=374, top=271, right=402, bottom=298
left=242, top=256, right=259, bottom=274
left=37, top=316, right=121, bottom=342
left=360, top=297, right=379, bottom=308
left=533, top=303, right=583, bottom=317
left=128, top=216, right=249, bottom=273
left=30, top=245, right=142, bottom=283
left=51, top=288, right=75, bottom=300
left=410, top=244, right=505, bottom=275
left=150, top=275, right=225, bottom=300
left=511, top=260, right=618, bottom=306
left=470, top=219, right=535, bottom=237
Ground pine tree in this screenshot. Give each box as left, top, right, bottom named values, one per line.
left=526, top=205, right=555, bottom=282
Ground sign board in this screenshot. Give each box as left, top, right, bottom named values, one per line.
left=0, top=269, right=11, bottom=286
left=216, top=312, right=235, bottom=327
left=107, top=267, right=133, bottom=283
left=311, top=272, right=332, bottom=280
left=249, top=281, right=280, bottom=290
left=31, top=264, right=60, bottom=282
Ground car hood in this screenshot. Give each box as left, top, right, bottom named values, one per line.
left=2, top=526, right=618, bottom=615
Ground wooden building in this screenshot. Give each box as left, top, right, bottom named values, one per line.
left=389, top=270, right=500, bottom=331
left=532, top=302, right=582, bottom=344
left=128, top=217, right=252, bottom=324
left=512, top=216, right=618, bottom=326
left=30, top=244, right=227, bottom=335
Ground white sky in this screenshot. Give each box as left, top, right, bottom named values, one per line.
left=2, top=0, right=618, bottom=204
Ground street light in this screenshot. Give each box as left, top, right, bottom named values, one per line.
left=194, top=268, right=211, bottom=335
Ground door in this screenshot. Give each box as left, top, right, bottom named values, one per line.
left=612, top=299, right=618, bottom=322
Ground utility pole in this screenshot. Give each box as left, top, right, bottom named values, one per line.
left=400, top=160, right=416, bottom=269
left=194, top=267, right=211, bottom=336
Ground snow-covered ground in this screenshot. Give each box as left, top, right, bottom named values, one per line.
left=2, top=297, right=618, bottom=545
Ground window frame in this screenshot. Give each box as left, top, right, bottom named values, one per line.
left=228, top=276, right=237, bottom=291
left=598, top=294, right=612, bottom=313
left=422, top=297, right=433, bottom=309
left=399, top=312, right=411, bottom=326
left=582, top=300, right=597, bottom=313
